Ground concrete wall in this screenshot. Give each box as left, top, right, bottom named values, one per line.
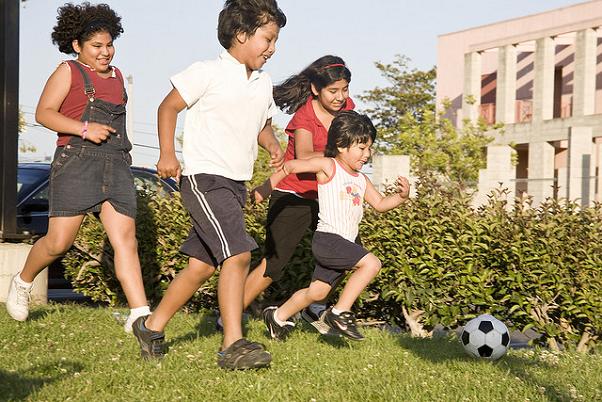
left=0, top=243, right=47, bottom=305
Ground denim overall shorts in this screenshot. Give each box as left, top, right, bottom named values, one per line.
left=48, top=60, right=137, bottom=219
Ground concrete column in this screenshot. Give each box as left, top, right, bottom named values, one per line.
left=371, top=154, right=413, bottom=195
left=533, top=37, right=555, bottom=122
left=567, top=126, right=594, bottom=206
left=573, top=28, right=597, bottom=117
left=495, top=45, right=517, bottom=124
left=527, top=141, right=555, bottom=206
left=0, top=243, right=47, bottom=305
left=596, top=141, right=602, bottom=203
left=473, top=145, right=516, bottom=209
left=462, top=51, right=481, bottom=123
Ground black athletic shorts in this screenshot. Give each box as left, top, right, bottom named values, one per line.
left=311, top=231, right=369, bottom=286
left=179, top=173, right=257, bottom=266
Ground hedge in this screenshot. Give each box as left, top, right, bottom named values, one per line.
left=62, top=178, right=601, bottom=352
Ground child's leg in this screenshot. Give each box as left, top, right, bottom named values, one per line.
left=145, top=257, right=216, bottom=332
left=243, top=258, right=272, bottom=308
left=219, top=251, right=251, bottom=349
left=243, top=192, right=316, bottom=309
left=20, top=215, right=84, bottom=282
left=99, top=202, right=147, bottom=308
left=276, top=280, right=332, bottom=322
left=334, top=252, right=381, bottom=312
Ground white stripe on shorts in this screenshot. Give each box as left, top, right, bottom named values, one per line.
left=189, top=175, right=231, bottom=258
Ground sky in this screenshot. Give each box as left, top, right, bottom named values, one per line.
left=17, top=0, right=585, bottom=167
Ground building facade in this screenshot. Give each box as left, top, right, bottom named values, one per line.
left=437, top=0, right=602, bottom=207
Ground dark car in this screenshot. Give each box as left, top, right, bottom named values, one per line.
left=16, top=162, right=178, bottom=300
left=17, top=163, right=178, bottom=236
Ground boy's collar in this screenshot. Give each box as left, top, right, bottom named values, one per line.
left=219, top=51, right=260, bottom=80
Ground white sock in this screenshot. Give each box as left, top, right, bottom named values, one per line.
left=274, top=308, right=295, bottom=327
left=14, top=273, right=33, bottom=288
left=309, top=303, right=327, bottom=315
left=331, top=307, right=344, bottom=316
left=129, top=305, right=150, bottom=318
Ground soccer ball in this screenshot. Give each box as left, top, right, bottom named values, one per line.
left=460, top=314, right=510, bottom=360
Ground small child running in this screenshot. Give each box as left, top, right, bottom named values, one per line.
left=253, top=110, right=410, bottom=341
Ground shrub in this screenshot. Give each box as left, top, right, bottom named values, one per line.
left=62, top=177, right=601, bottom=352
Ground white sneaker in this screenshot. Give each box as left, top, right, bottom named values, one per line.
left=6, top=273, right=32, bottom=321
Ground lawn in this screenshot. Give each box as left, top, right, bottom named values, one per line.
left=1, top=304, right=600, bottom=402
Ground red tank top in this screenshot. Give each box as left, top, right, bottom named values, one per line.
left=275, top=96, right=355, bottom=199
left=56, top=61, right=126, bottom=146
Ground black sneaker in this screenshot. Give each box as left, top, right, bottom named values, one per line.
left=217, top=338, right=271, bottom=370
left=262, top=306, right=294, bottom=340
left=323, top=308, right=365, bottom=341
left=132, top=316, right=168, bottom=359
left=301, top=308, right=336, bottom=336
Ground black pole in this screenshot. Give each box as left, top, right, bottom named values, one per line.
left=0, top=0, right=24, bottom=240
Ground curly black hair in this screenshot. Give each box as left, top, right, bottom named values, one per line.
left=217, top=0, right=286, bottom=49
left=51, top=2, right=124, bottom=55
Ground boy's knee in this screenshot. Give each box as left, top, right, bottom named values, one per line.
left=227, top=252, right=251, bottom=266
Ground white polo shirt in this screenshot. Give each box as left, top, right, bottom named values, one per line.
left=171, top=51, right=278, bottom=180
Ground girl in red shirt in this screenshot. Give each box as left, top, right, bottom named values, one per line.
left=6, top=3, right=150, bottom=333
left=241, top=55, right=354, bottom=334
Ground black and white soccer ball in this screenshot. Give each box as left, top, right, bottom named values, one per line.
left=461, top=314, right=510, bottom=360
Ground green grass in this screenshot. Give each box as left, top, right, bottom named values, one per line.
left=0, top=304, right=600, bottom=402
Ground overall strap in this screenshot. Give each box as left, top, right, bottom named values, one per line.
left=68, top=60, right=96, bottom=100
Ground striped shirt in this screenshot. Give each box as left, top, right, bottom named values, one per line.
left=316, top=158, right=367, bottom=242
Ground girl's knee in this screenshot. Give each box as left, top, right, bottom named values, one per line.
left=42, top=235, right=73, bottom=257
left=307, top=281, right=331, bottom=301
left=362, top=253, right=381, bottom=274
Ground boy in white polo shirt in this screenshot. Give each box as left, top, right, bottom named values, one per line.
left=131, top=0, right=286, bottom=370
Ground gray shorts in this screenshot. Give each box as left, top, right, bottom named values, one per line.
left=49, top=145, right=136, bottom=218
left=311, top=231, right=369, bottom=286
left=180, top=173, right=257, bottom=267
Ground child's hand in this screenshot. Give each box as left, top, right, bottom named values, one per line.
left=268, top=144, right=284, bottom=170
left=395, top=176, right=410, bottom=200
left=156, top=154, right=181, bottom=181
left=251, top=180, right=272, bottom=204
left=85, top=122, right=116, bottom=144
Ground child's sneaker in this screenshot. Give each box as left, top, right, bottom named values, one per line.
left=301, top=308, right=336, bottom=336
left=6, top=273, right=32, bottom=321
left=262, top=306, right=294, bottom=340
left=217, top=338, right=271, bottom=370
left=323, top=308, right=365, bottom=341
left=132, top=316, right=167, bottom=359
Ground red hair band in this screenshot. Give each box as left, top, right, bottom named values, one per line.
left=325, top=63, right=345, bottom=69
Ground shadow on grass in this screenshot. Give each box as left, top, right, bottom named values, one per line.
left=396, top=333, right=575, bottom=401
left=166, top=312, right=218, bottom=348
left=0, top=360, right=83, bottom=401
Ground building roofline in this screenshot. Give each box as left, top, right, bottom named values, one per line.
left=437, top=0, right=598, bottom=39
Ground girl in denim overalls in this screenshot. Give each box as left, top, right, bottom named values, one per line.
left=6, top=3, right=150, bottom=332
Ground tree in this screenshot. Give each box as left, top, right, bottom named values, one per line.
left=360, top=55, right=494, bottom=188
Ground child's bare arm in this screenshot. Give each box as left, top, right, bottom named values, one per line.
left=258, top=119, right=284, bottom=169
left=364, top=176, right=410, bottom=212
left=157, top=88, right=187, bottom=180
left=252, top=157, right=332, bottom=203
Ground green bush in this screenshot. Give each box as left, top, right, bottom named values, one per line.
left=62, top=177, right=601, bottom=352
